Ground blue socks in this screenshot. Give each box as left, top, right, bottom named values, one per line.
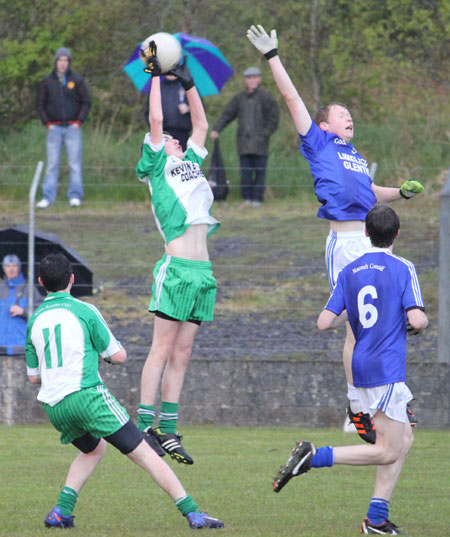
left=310, top=450, right=390, bottom=526
left=367, top=497, right=390, bottom=525
left=310, top=446, right=335, bottom=468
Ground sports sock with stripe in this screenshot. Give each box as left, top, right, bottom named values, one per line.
left=174, top=494, right=199, bottom=516
left=367, top=497, right=390, bottom=525
left=310, top=446, right=335, bottom=468
left=159, top=401, right=178, bottom=434
left=137, top=403, right=155, bottom=431
left=57, top=487, right=78, bottom=516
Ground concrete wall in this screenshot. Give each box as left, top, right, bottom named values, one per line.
left=1, top=353, right=449, bottom=429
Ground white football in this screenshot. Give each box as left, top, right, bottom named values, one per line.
left=140, top=32, right=182, bottom=74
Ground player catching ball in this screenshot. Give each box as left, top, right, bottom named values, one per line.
left=136, top=42, right=220, bottom=465
left=272, top=205, right=428, bottom=535
left=247, top=24, right=424, bottom=439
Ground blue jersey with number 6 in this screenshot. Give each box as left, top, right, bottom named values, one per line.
left=325, top=248, right=425, bottom=387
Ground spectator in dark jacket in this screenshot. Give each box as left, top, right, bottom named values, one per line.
left=145, top=75, right=192, bottom=151
left=0, top=255, right=42, bottom=356
left=37, top=47, right=91, bottom=209
left=211, top=67, right=279, bottom=207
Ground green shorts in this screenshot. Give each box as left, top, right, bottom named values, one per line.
left=43, top=384, right=130, bottom=445
left=149, top=254, right=217, bottom=322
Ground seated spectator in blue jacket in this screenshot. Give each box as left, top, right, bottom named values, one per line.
left=0, top=255, right=42, bottom=355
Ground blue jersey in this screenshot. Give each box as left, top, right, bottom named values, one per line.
left=300, top=122, right=376, bottom=221
left=325, top=248, right=425, bottom=387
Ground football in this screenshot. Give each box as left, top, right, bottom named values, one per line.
left=140, top=32, right=182, bottom=74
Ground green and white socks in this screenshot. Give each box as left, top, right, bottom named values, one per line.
left=175, top=494, right=199, bottom=516
left=159, top=402, right=178, bottom=434
left=137, top=402, right=179, bottom=433
left=137, top=403, right=156, bottom=431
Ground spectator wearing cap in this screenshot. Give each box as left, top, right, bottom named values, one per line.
left=0, top=255, right=43, bottom=356
left=211, top=66, right=279, bottom=207
left=37, top=47, right=91, bottom=209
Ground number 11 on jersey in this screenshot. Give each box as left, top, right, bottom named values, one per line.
left=43, top=324, right=63, bottom=369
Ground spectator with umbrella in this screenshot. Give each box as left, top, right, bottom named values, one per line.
left=124, top=33, right=234, bottom=98
left=144, top=74, right=193, bottom=151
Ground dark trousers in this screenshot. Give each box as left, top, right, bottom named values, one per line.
left=239, top=154, right=268, bottom=202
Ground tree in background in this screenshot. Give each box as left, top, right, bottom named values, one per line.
left=0, top=0, right=448, bottom=128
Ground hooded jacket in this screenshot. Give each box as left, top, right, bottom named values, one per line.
left=37, top=49, right=91, bottom=126
left=0, top=273, right=43, bottom=355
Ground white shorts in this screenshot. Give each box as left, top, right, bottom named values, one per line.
left=348, top=383, right=413, bottom=424
left=325, top=230, right=371, bottom=291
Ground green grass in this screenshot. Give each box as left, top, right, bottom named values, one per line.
left=0, top=424, right=448, bottom=537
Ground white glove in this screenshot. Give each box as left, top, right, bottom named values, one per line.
left=247, top=25, right=278, bottom=58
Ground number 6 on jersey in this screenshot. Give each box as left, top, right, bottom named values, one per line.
left=357, top=285, right=378, bottom=329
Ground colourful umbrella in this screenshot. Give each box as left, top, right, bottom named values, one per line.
left=123, top=33, right=234, bottom=97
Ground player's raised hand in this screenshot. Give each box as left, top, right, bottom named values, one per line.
left=140, top=40, right=162, bottom=76
left=168, top=60, right=194, bottom=91
left=247, top=25, right=278, bottom=59
left=400, top=179, right=424, bottom=199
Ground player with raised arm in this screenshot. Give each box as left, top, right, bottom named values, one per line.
left=271, top=205, right=428, bottom=535
left=246, top=25, right=424, bottom=439
left=25, top=253, right=223, bottom=530
left=135, top=42, right=220, bottom=465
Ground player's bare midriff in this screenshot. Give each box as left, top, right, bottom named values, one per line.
left=165, top=224, right=209, bottom=261
left=329, top=220, right=365, bottom=232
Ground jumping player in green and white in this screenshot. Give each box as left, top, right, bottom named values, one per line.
left=247, top=24, right=424, bottom=440
left=135, top=42, right=219, bottom=465
left=25, top=253, right=223, bottom=530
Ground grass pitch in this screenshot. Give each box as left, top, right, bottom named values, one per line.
left=0, top=193, right=445, bottom=536
left=0, top=425, right=448, bottom=537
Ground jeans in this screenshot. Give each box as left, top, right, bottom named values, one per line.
left=42, top=125, right=83, bottom=203
left=239, top=154, right=268, bottom=203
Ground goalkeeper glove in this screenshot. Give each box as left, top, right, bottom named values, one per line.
left=140, top=40, right=161, bottom=76
left=247, top=24, right=278, bottom=60
left=168, top=61, right=194, bottom=91
left=400, top=179, right=424, bottom=199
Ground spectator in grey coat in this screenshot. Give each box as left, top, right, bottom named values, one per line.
left=210, top=67, right=279, bottom=207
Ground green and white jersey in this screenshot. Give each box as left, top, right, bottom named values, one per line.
left=136, top=135, right=220, bottom=245
left=25, top=292, right=122, bottom=407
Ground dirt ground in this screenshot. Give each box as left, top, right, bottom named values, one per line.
left=109, top=232, right=439, bottom=364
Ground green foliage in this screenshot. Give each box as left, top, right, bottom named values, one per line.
left=0, top=0, right=448, bottom=126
